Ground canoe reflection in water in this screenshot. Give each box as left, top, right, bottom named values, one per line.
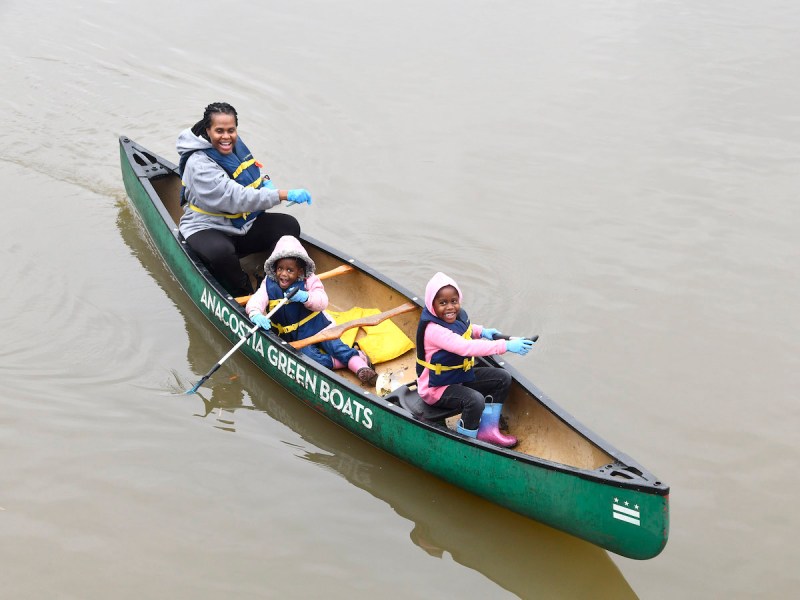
left=118, top=200, right=637, bottom=597
left=181, top=309, right=635, bottom=598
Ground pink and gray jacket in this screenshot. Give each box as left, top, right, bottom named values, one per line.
left=245, top=236, right=335, bottom=340
left=416, top=272, right=509, bottom=405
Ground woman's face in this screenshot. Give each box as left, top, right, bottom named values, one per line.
left=206, top=113, right=237, bottom=155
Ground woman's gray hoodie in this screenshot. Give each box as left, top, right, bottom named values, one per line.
left=176, top=128, right=282, bottom=239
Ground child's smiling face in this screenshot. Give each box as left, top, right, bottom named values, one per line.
left=432, top=285, right=460, bottom=324
left=274, top=257, right=303, bottom=289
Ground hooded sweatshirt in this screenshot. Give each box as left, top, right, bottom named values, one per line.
left=417, top=272, right=508, bottom=405
left=245, top=235, right=333, bottom=335
left=176, top=128, right=282, bottom=239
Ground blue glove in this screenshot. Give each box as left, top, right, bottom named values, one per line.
left=287, top=189, right=312, bottom=205
left=250, top=313, right=272, bottom=330
left=262, top=178, right=276, bottom=189
left=286, top=289, right=309, bottom=303
left=506, top=338, right=534, bottom=355
left=481, top=328, right=501, bottom=340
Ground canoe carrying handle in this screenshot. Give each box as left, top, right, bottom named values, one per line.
left=595, top=464, right=647, bottom=482
left=128, top=143, right=169, bottom=178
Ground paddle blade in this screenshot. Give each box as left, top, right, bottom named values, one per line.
left=185, top=376, right=207, bottom=395
left=185, top=364, right=221, bottom=394
left=290, top=302, right=416, bottom=350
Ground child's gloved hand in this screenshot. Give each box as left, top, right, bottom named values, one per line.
left=287, top=189, right=312, bottom=204
left=262, top=178, right=276, bottom=189
left=250, top=313, right=272, bottom=330
left=506, top=338, right=535, bottom=355
left=481, top=328, right=501, bottom=340
left=286, top=289, right=309, bottom=303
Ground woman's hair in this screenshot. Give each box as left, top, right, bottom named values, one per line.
left=191, top=102, right=238, bottom=140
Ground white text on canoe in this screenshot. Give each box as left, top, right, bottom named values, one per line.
left=200, top=287, right=374, bottom=429
left=265, top=345, right=374, bottom=429
left=201, top=287, right=265, bottom=357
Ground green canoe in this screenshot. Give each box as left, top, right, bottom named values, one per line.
left=119, top=136, right=669, bottom=559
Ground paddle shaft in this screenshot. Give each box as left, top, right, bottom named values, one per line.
left=186, top=288, right=298, bottom=394
left=289, top=302, right=417, bottom=350
left=493, top=334, right=539, bottom=343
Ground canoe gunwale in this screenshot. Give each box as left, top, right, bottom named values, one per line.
left=479, top=353, right=668, bottom=494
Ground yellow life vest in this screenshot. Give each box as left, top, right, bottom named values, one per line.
left=415, top=326, right=475, bottom=375
left=266, top=298, right=321, bottom=335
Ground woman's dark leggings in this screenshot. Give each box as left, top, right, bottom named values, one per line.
left=435, top=367, right=512, bottom=429
left=185, top=213, right=300, bottom=296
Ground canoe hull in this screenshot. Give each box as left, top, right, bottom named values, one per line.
left=119, top=137, right=668, bottom=559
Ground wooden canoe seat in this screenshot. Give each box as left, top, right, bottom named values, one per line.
left=389, top=384, right=461, bottom=423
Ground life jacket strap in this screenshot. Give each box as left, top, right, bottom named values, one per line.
left=188, top=204, right=250, bottom=220
left=416, top=325, right=475, bottom=374
left=185, top=172, right=265, bottom=219
left=232, top=159, right=257, bottom=179
left=273, top=311, right=320, bottom=335
left=416, top=356, right=475, bottom=375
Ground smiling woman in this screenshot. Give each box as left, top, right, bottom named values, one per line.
left=177, top=101, right=314, bottom=296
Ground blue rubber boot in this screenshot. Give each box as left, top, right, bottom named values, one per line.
left=477, top=398, right=517, bottom=448
left=456, top=419, right=478, bottom=439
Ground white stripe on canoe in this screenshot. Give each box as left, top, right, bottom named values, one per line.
left=613, top=504, right=640, bottom=518
left=613, top=512, right=641, bottom=526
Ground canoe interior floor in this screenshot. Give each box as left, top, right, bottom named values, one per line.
left=336, top=348, right=417, bottom=392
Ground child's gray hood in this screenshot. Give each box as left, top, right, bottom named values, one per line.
left=264, top=236, right=316, bottom=280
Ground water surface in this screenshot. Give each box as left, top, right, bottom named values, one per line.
left=1, top=1, right=798, bottom=598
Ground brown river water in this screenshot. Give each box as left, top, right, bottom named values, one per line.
left=1, top=1, right=798, bottom=598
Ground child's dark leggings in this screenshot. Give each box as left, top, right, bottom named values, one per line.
left=185, top=212, right=300, bottom=296
left=434, top=367, right=512, bottom=429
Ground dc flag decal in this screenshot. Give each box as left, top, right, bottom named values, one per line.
left=613, top=498, right=641, bottom=526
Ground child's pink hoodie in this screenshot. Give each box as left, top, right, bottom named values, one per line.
left=245, top=235, right=332, bottom=328
left=417, top=272, right=508, bottom=405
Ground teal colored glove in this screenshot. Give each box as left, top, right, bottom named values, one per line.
left=506, top=338, right=534, bottom=355
left=250, top=313, right=272, bottom=330
left=262, top=178, right=276, bottom=189
left=481, top=328, right=501, bottom=340
left=287, top=189, right=312, bottom=205
left=286, top=289, right=309, bottom=303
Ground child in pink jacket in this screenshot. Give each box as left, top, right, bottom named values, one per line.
left=246, top=235, right=378, bottom=385
left=415, top=272, right=534, bottom=447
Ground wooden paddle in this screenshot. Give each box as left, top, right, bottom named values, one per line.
left=235, top=264, right=354, bottom=305
left=289, top=302, right=418, bottom=350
